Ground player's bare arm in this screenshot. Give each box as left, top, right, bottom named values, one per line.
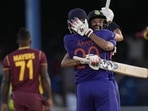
left=89, top=33, right=115, bottom=51
left=1, top=70, right=11, bottom=111
left=40, top=63, right=53, bottom=109
left=114, top=28, right=124, bottom=42
left=61, top=53, right=80, bottom=68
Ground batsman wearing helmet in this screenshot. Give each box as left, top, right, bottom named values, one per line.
left=61, top=8, right=118, bottom=111
left=101, top=7, right=124, bottom=111
left=87, top=9, right=123, bottom=111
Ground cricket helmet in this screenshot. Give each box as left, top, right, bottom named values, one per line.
left=68, top=8, right=88, bottom=20
left=88, top=10, right=106, bottom=22
left=88, top=10, right=107, bottom=29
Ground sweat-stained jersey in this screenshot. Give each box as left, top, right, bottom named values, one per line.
left=2, top=46, right=47, bottom=94
left=63, top=29, right=116, bottom=84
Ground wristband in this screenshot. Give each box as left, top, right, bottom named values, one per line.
left=85, top=28, right=93, bottom=37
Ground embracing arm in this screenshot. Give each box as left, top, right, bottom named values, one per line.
left=61, top=53, right=80, bottom=68
left=89, top=33, right=114, bottom=51
left=114, top=28, right=124, bottom=42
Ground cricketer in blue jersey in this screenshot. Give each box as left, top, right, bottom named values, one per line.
left=100, top=8, right=124, bottom=111
left=105, top=21, right=123, bottom=111
left=61, top=8, right=118, bottom=111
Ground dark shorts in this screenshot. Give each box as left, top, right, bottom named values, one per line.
left=12, top=91, right=45, bottom=111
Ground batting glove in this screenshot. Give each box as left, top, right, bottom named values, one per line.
left=69, top=17, right=93, bottom=37
left=85, top=54, right=101, bottom=70
left=100, top=7, right=114, bottom=22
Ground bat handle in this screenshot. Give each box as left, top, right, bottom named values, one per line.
left=105, top=0, right=111, bottom=9
left=73, top=56, right=89, bottom=63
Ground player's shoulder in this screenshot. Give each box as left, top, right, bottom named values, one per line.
left=94, top=29, right=115, bottom=40
left=64, top=33, right=78, bottom=38
left=30, top=48, right=40, bottom=52
left=32, top=48, right=46, bottom=54
left=64, top=34, right=71, bottom=40
left=103, top=29, right=116, bottom=39
left=107, top=21, right=121, bottom=31
left=64, top=33, right=81, bottom=41
left=110, top=21, right=120, bottom=27
left=6, top=49, right=19, bottom=57
left=103, top=29, right=115, bottom=35
left=94, top=29, right=113, bottom=34
left=27, top=48, right=46, bottom=56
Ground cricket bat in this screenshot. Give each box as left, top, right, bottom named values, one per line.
left=73, top=56, right=148, bottom=79
left=105, top=0, right=111, bottom=9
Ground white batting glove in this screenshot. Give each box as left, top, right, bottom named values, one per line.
left=69, top=17, right=93, bottom=37
left=100, top=7, right=114, bottom=22
left=85, top=54, right=101, bottom=70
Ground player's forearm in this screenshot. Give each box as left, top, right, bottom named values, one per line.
left=61, top=58, right=80, bottom=68
left=114, top=29, right=124, bottom=42
left=1, top=81, right=10, bottom=103
left=89, top=33, right=114, bottom=51
left=42, top=76, right=52, bottom=99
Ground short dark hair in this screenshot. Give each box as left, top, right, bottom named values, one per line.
left=18, top=27, right=30, bottom=40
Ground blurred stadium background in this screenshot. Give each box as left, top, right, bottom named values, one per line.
left=0, top=0, right=148, bottom=111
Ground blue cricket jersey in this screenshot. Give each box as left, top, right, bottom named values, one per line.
left=107, top=22, right=121, bottom=32
left=63, top=29, right=116, bottom=84
left=107, top=22, right=122, bottom=80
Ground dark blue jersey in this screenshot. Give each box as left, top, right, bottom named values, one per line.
left=107, top=22, right=121, bottom=32
left=107, top=21, right=122, bottom=80
left=63, top=29, right=116, bottom=84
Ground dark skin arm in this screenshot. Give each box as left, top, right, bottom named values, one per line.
left=1, top=70, right=11, bottom=111
left=40, top=64, right=52, bottom=109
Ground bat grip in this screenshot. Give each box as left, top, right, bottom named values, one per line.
left=105, top=0, right=111, bottom=9
left=73, top=56, right=89, bottom=63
